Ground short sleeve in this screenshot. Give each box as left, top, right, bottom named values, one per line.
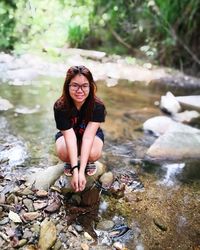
left=91, top=103, right=106, bottom=122
left=54, top=108, right=71, bottom=130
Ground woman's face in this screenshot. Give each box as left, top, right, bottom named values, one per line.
left=69, top=74, right=90, bottom=108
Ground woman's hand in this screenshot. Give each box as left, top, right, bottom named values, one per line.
left=70, top=169, right=79, bottom=192
left=78, top=171, right=87, bottom=191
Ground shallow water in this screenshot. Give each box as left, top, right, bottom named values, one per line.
left=0, top=76, right=200, bottom=248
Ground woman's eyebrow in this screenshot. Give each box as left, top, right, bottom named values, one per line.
left=71, top=81, right=89, bottom=85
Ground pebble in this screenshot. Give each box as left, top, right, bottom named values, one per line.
left=36, top=190, right=48, bottom=197
left=81, top=242, right=89, bottom=250
left=73, top=224, right=83, bottom=232
left=17, top=239, right=27, bottom=247
left=53, top=239, right=62, bottom=250
left=84, top=232, right=93, bottom=241
left=113, top=241, right=124, bottom=250
left=21, top=187, right=34, bottom=196
left=68, top=225, right=79, bottom=237
left=96, top=220, right=115, bottom=230
left=153, top=218, right=167, bottom=231
left=0, top=217, right=9, bottom=225
left=23, top=198, right=34, bottom=212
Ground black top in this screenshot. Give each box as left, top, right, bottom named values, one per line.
left=54, top=101, right=106, bottom=140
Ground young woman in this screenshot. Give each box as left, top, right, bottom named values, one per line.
left=54, top=66, right=106, bottom=192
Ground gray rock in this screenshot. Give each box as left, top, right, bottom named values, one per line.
left=176, top=95, right=200, bottom=111
left=160, top=92, right=181, bottom=114
left=143, top=116, right=176, bottom=136
left=23, top=198, right=34, bottom=212
left=146, top=123, right=200, bottom=161
left=38, top=218, right=57, bottom=250
left=0, top=97, right=13, bottom=111
left=172, top=110, right=200, bottom=123
left=96, top=220, right=115, bottom=230
left=26, top=163, right=64, bottom=190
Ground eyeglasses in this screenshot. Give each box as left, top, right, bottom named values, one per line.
left=69, top=83, right=90, bottom=92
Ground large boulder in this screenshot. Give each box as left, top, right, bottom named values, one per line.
left=26, top=161, right=106, bottom=191
left=160, top=92, right=181, bottom=115
left=176, top=95, right=200, bottom=112
left=143, top=116, right=176, bottom=136
left=26, top=163, right=64, bottom=190
left=146, top=123, right=200, bottom=161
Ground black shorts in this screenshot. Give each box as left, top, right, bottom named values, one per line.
left=55, top=128, right=104, bottom=143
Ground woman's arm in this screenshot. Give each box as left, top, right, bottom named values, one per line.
left=62, top=128, right=79, bottom=192
left=79, top=122, right=100, bottom=191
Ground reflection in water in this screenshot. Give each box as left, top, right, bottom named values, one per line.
left=158, top=163, right=185, bottom=186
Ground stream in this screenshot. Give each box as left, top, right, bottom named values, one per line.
left=0, top=58, right=200, bottom=249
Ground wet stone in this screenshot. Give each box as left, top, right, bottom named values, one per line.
left=6, top=193, right=16, bottom=204
left=96, top=220, right=115, bottom=230
left=38, top=218, right=57, bottom=250
left=153, top=218, right=168, bottom=231
left=21, top=187, right=34, bottom=196
left=73, top=224, right=83, bottom=233
left=17, top=239, right=27, bottom=248
left=84, top=232, right=93, bottom=241
left=0, top=217, right=9, bottom=225
left=81, top=242, right=89, bottom=250
left=23, top=198, right=34, bottom=212
left=36, top=190, right=48, bottom=198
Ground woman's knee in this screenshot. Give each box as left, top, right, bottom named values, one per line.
left=88, top=149, right=102, bottom=162
left=55, top=138, right=69, bottom=162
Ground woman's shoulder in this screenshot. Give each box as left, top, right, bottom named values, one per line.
left=94, top=97, right=105, bottom=108
left=54, top=97, right=66, bottom=111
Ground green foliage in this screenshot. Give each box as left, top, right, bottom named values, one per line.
left=0, top=0, right=199, bottom=73
left=0, top=1, right=16, bottom=50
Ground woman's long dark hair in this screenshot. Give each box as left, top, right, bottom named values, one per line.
left=54, top=65, right=103, bottom=122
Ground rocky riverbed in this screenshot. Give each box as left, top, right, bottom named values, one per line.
left=0, top=50, right=200, bottom=249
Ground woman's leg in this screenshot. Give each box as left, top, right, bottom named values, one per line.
left=88, top=136, right=104, bottom=162
left=55, top=136, right=70, bottom=162
left=56, top=134, right=103, bottom=163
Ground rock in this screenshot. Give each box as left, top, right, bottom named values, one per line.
left=38, top=218, right=57, bottom=250
left=0, top=97, right=13, bottom=111
left=17, top=239, right=27, bottom=248
left=8, top=210, right=22, bottom=223
left=153, top=218, right=167, bottom=231
left=21, top=187, right=34, bottom=196
left=83, top=232, right=93, bottom=241
left=160, top=92, right=181, bottom=114
left=23, top=228, right=33, bottom=239
left=99, top=171, right=114, bottom=189
left=176, top=95, right=200, bottom=111
left=23, top=198, right=34, bottom=212
left=146, top=123, right=200, bottom=161
left=24, top=245, right=37, bottom=250
left=0, top=193, right=6, bottom=203
left=0, top=217, right=9, bottom=225
left=53, top=239, right=62, bottom=250
left=33, top=200, right=48, bottom=210
left=21, top=212, right=40, bottom=221
left=143, top=116, right=176, bottom=136
left=81, top=242, right=89, bottom=250
left=68, top=225, right=79, bottom=237
left=26, top=163, right=64, bottom=190
left=35, top=190, right=48, bottom=197
left=44, top=198, right=61, bottom=213
left=64, top=48, right=106, bottom=60
left=6, top=194, right=15, bottom=204
left=73, top=224, right=83, bottom=233
left=172, top=110, right=200, bottom=123
left=96, top=220, right=115, bottom=230
left=113, top=241, right=124, bottom=250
